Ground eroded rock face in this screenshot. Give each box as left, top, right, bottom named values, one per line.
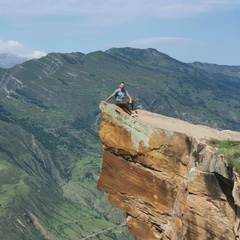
left=97, top=102, right=240, bottom=240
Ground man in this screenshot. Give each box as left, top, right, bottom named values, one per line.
left=104, top=82, right=137, bottom=117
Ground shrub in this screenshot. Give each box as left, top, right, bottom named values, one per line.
left=210, top=140, right=240, bottom=173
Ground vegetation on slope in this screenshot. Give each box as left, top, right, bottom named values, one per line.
left=210, top=140, right=240, bottom=173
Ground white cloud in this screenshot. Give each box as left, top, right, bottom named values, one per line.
left=0, top=0, right=240, bottom=23
left=0, top=39, right=47, bottom=59
left=0, top=39, right=23, bottom=51
left=128, top=37, right=200, bottom=49
left=25, top=51, right=47, bottom=59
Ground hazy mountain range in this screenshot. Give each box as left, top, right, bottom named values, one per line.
left=0, top=52, right=27, bottom=68
left=0, top=47, right=239, bottom=239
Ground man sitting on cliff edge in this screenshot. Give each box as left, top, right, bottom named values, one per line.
left=104, top=81, right=137, bottom=117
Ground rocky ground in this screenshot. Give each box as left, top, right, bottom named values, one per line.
left=135, top=109, right=240, bottom=141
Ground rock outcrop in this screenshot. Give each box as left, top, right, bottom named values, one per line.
left=97, top=102, right=240, bottom=240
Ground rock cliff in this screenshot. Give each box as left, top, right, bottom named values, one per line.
left=97, top=102, right=240, bottom=240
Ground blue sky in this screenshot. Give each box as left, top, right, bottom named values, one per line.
left=0, top=0, right=239, bottom=65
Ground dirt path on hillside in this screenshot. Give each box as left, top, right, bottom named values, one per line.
left=136, top=110, right=240, bottom=141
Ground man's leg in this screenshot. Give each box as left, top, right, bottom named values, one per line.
left=129, top=100, right=137, bottom=116
left=115, top=101, right=131, bottom=114
left=129, top=100, right=136, bottom=111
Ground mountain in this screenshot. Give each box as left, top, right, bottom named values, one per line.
left=0, top=47, right=240, bottom=239
left=0, top=52, right=28, bottom=68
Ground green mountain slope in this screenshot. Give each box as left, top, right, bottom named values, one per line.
left=0, top=47, right=239, bottom=239
left=106, top=48, right=240, bottom=130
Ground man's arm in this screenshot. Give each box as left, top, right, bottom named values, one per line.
left=127, top=94, right=132, bottom=103
left=105, top=93, right=115, bottom=102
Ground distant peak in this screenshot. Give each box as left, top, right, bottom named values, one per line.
left=0, top=52, right=27, bottom=68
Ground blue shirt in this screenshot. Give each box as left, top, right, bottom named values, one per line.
left=113, top=89, right=129, bottom=102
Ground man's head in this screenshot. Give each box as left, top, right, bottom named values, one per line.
left=119, top=82, right=125, bottom=90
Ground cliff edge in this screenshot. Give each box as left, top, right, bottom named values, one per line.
left=97, top=102, right=240, bottom=240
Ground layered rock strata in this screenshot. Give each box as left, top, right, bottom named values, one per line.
left=97, top=102, right=240, bottom=240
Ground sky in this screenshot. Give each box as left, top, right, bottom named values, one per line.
left=0, top=0, right=240, bottom=65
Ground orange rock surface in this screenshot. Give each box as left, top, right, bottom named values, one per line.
left=97, top=102, right=240, bottom=240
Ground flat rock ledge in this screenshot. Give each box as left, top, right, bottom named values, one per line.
left=98, top=102, right=240, bottom=240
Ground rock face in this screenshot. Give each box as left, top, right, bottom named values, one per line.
left=97, top=102, right=240, bottom=240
